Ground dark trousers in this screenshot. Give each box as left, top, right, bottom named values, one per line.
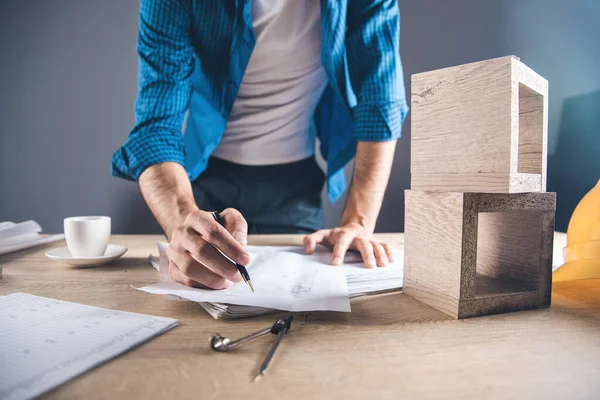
left=191, top=156, right=325, bottom=234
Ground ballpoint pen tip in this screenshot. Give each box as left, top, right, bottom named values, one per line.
left=253, top=372, right=263, bottom=383
left=248, top=280, right=254, bottom=292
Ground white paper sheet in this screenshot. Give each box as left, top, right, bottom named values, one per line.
left=142, top=242, right=405, bottom=315
left=140, top=245, right=351, bottom=312
left=0, top=221, right=64, bottom=256
left=0, top=220, right=44, bottom=240
left=276, top=245, right=405, bottom=296
left=0, top=292, right=178, bottom=400
left=552, top=231, right=567, bottom=271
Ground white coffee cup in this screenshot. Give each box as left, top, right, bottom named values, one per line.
left=64, top=216, right=111, bottom=257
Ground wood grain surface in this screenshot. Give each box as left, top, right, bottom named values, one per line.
left=1, top=234, right=599, bottom=400
left=410, top=55, right=548, bottom=194
left=411, top=56, right=514, bottom=175
left=404, top=191, right=466, bottom=299
left=404, top=191, right=556, bottom=319
left=410, top=172, right=543, bottom=193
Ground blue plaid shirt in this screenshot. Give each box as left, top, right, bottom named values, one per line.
left=111, top=0, right=408, bottom=203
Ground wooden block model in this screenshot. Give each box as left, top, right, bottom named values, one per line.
left=410, top=55, right=548, bottom=193
left=404, top=56, right=556, bottom=319
left=403, top=190, right=556, bottom=319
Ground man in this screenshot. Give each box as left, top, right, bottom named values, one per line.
left=112, top=0, right=409, bottom=289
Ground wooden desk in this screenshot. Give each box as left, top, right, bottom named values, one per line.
left=1, top=235, right=599, bottom=399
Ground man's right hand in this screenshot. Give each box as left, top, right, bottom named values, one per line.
left=137, top=162, right=250, bottom=289
left=166, top=208, right=251, bottom=289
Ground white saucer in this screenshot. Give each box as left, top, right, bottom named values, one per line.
left=45, top=244, right=128, bottom=267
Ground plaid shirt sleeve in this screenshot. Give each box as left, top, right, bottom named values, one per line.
left=111, top=0, right=194, bottom=181
left=346, top=0, right=409, bottom=141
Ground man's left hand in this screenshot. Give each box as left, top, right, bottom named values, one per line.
left=303, top=223, right=394, bottom=268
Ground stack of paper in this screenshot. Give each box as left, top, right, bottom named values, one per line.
left=0, top=292, right=178, bottom=400
left=290, top=246, right=405, bottom=297
left=143, top=244, right=352, bottom=313
left=146, top=242, right=403, bottom=319
left=0, top=220, right=64, bottom=256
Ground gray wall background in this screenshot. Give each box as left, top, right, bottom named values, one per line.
left=1, top=0, right=599, bottom=234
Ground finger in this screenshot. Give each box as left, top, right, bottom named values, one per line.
left=181, top=228, right=242, bottom=282
left=220, top=208, right=248, bottom=246
left=168, top=261, right=204, bottom=288
left=372, top=241, right=389, bottom=267
left=355, top=237, right=376, bottom=268
left=186, top=212, right=251, bottom=265
left=303, top=230, right=329, bottom=254
left=170, top=250, right=233, bottom=290
left=321, top=234, right=336, bottom=250
left=382, top=243, right=394, bottom=263
left=332, top=231, right=354, bottom=266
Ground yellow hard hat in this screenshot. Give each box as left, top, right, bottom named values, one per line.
left=553, top=178, right=600, bottom=282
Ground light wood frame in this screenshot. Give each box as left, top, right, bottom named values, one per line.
left=403, top=190, right=556, bottom=319
left=410, top=55, right=549, bottom=193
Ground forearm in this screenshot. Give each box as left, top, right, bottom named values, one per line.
left=138, top=162, right=198, bottom=240
left=341, top=141, right=397, bottom=233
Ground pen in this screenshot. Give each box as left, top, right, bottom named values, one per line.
left=211, top=211, right=254, bottom=292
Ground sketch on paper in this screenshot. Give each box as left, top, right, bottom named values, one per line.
left=139, top=245, right=351, bottom=312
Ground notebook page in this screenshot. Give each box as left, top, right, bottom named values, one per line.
left=0, top=293, right=178, bottom=400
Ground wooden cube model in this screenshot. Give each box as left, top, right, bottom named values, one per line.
left=403, top=190, right=556, bottom=319
left=410, top=55, right=548, bottom=193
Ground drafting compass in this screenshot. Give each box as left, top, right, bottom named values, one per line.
left=209, top=316, right=293, bottom=382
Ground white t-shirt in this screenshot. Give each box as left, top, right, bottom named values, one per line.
left=212, top=0, right=328, bottom=165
